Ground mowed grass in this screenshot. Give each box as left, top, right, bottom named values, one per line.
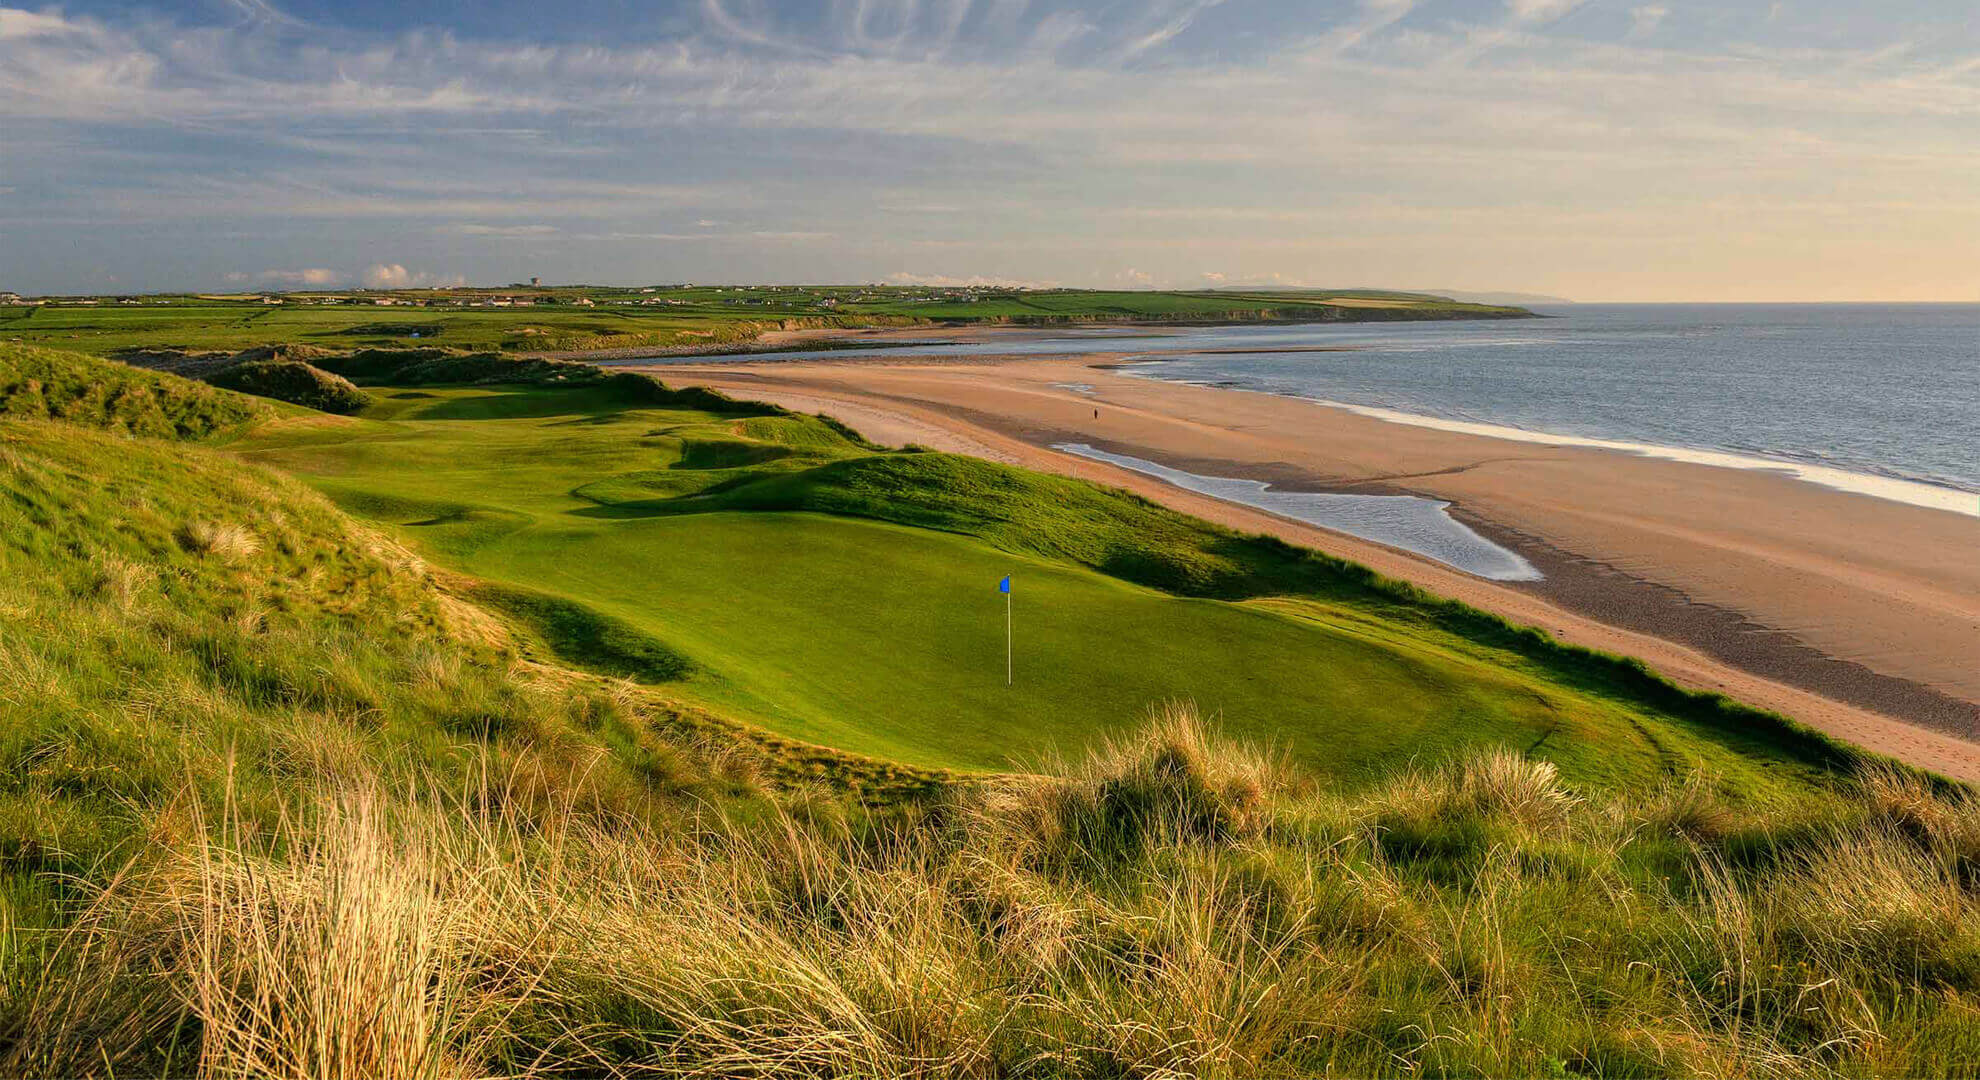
left=238, top=382, right=1850, bottom=795
left=486, top=511, right=1581, bottom=774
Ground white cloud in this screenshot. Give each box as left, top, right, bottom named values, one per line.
left=443, top=223, right=559, bottom=236
left=259, top=267, right=342, bottom=285
left=1118, top=267, right=1155, bottom=286
left=1200, top=271, right=1226, bottom=284
left=361, top=263, right=463, bottom=288
left=362, top=263, right=412, bottom=288
left=1506, top=0, right=1583, bottom=23
left=1116, top=0, right=1227, bottom=62
left=0, top=8, right=76, bottom=39
left=1629, top=4, right=1670, bottom=37
left=885, top=272, right=1056, bottom=289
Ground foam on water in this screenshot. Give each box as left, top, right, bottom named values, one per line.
left=1052, top=442, right=1542, bottom=582
left=1292, top=397, right=1980, bottom=520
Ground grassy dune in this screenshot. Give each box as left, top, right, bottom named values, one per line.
left=5, top=345, right=1980, bottom=1075
left=0, top=343, right=266, bottom=439
left=203, top=359, right=374, bottom=415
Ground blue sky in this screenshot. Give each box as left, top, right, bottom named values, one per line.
left=2, top=0, right=1975, bottom=299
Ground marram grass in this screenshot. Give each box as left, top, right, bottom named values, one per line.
left=10, top=708, right=1980, bottom=1078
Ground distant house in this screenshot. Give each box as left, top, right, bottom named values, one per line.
left=572, top=297, right=594, bottom=307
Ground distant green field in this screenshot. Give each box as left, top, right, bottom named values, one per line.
left=0, top=285, right=1529, bottom=357
left=233, top=379, right=1852, bottom=796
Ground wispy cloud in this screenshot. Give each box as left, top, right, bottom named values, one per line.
left=2, top=1, right=1976, bottom=299
left=1505, top=0, right=1583, bottom=23
left=442, top=223, right=561, bottom=236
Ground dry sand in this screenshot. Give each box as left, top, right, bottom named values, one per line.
left=626, top=354, right=1980, bottom=781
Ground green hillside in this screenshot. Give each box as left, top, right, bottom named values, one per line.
left=6, top=346, right=1980, bottom=1076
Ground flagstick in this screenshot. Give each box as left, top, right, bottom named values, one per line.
left=1005, top=587, right=1013, bottom=687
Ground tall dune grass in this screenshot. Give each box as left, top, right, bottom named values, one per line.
left=10, top=705, right=1980, bottom=1078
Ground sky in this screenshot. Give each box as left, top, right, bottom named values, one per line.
left=1, top=0, right=1976, bottom=300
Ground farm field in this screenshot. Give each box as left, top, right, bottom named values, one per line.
left=0, top=285, right=1531, bottom=357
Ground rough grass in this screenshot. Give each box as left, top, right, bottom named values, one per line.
left=0, top=343, right=264, bottom=440
left=204, top=359, right=375, bottom=415
left=0, top=417, right=941, bottom=923
left=9, top=705, right=1980, bottom=1078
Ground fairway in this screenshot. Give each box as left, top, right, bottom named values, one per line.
left=233, top=380, right=1850, bottom=792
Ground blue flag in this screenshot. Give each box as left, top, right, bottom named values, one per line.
left=998, top=575, right=1011, bottom=594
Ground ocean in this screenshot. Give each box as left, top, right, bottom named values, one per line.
left=654, top=303, right=1980, bottom=517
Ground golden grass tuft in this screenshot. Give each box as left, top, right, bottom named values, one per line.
left=176, top=520, right=262, bottom=562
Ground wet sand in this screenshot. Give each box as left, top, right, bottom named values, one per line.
left=625, top=354, right=1980, bottom=781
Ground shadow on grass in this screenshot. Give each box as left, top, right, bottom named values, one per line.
left=471, top=582, right=695, bottom=683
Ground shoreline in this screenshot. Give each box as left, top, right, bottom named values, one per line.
left=1167, top=379, right=1979, bottom=519
left=626, top=354, right=1980, bottom=780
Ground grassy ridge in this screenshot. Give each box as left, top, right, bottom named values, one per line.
left=203, top=359, right=374, bottom=415
left=0, top=343, right=265, bottom=440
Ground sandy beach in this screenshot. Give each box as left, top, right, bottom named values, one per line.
left=624, top=351, right=1980, bottom=781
